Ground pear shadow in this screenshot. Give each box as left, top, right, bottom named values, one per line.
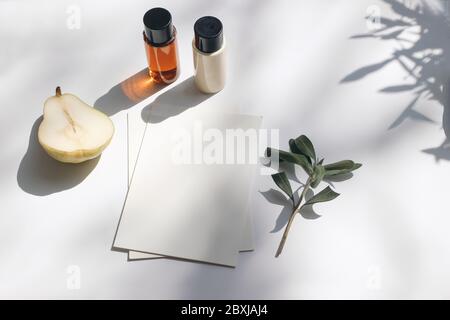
left=141, top=76, right=215, bottom=123
left=16, top=116, right=99, bottom=196
left=94, top=68, right=164, bottom=116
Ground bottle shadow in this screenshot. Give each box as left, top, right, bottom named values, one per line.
left=94, top=68, right=164, bottom=116
left=141, top=76, right=215, bottom=123
left=16, top=116, right=100, bottom=196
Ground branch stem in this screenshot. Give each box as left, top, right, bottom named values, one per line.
left=275, top=178, right=311, bottom=257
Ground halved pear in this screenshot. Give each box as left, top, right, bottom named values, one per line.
left=38, top=87, right=114, bottom=163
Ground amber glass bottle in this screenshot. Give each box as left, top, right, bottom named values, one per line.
left=143, top=8, right=179, bottom=84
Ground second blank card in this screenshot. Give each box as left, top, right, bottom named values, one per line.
left=115, top=107, right=261, bottom=266
left=126, top=108, right=255, bottom=260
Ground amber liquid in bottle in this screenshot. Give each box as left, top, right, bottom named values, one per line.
left=143, top=30, right=179, bottom=84
left=142, top=8, right=179, bottom=84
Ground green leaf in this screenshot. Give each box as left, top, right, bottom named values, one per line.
left=292, top=135, right=316, bottom=163
left=324, top=160, right=355, bottom=171
left=304, top=186, right=340, bottom=206
left=289, top=139, right=312, bottom=164
left=324, top=161, right=362, bottom=177
left=271, top=172, right=293, bottom=200
left=289, top=139, right=301, bottom=154
left=266, top=147, right=313, bottom=175
left=310, top=165, right=325, bottom=188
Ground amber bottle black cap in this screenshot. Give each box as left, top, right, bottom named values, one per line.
left=194, top=16, right=223, bottom=54
left=143, top=8, right=174, bottom=46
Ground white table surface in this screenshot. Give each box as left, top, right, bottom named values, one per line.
left=2, top=0, right=450, bottom=299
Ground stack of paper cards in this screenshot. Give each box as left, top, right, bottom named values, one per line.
left=113, top=104, right=262, bottom=267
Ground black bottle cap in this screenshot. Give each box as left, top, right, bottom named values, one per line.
left=143, top=8, right=174, bottom=46
left=194, top=16, right=223, bottom=54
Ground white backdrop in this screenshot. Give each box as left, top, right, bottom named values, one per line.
left=1, top=0, right=450, bottom=299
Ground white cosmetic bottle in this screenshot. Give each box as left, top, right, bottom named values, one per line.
left=192, top=16, right=226, bottom=94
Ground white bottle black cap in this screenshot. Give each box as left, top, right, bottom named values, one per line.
left=194, top=16, right=223, bottom=54
left=143, top=8, right=174, bottom=46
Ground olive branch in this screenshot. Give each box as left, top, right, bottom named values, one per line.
left=266, top=135, right=362, bottom=257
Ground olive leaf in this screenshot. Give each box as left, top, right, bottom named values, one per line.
left=324, top=160, right=362, bottom=176
left=292, top=135, right=316, bottom=163
left=266, top=134, right=362, bottom=257
left=271, top=172, right=293, bottom=200
left=266, top=147, right=313, bottom=175
left=289, top=139, right=312, bottom=164
left=304, top=186, right=340, bottom=205
left=324, top=160, right=355, bottom=170
left=310, top=165, right=325, bottom=188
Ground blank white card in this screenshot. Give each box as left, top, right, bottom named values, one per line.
left=126, top=109, right=255, bottom=261
left=114, top=107, right=261, bottom=266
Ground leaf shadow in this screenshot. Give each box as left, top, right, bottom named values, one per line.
left=422, top=139, right=450, bottom=161
left=340, top=58, right=394, bottom=83
left=259, top=156, right=304, bottom=184
left=260, top=187, right=321, bottom=234
left=324, top=172, right=354, bottom=184
left=259, top=189, right=292, bottom=233
left=342, top=0, right=450, bottom=160
left=299, top=189, right=321, bottom=220
left=387, top=95, right=436, bottom=130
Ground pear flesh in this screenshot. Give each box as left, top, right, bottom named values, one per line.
left=38, top=87, right=114, bottom=163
